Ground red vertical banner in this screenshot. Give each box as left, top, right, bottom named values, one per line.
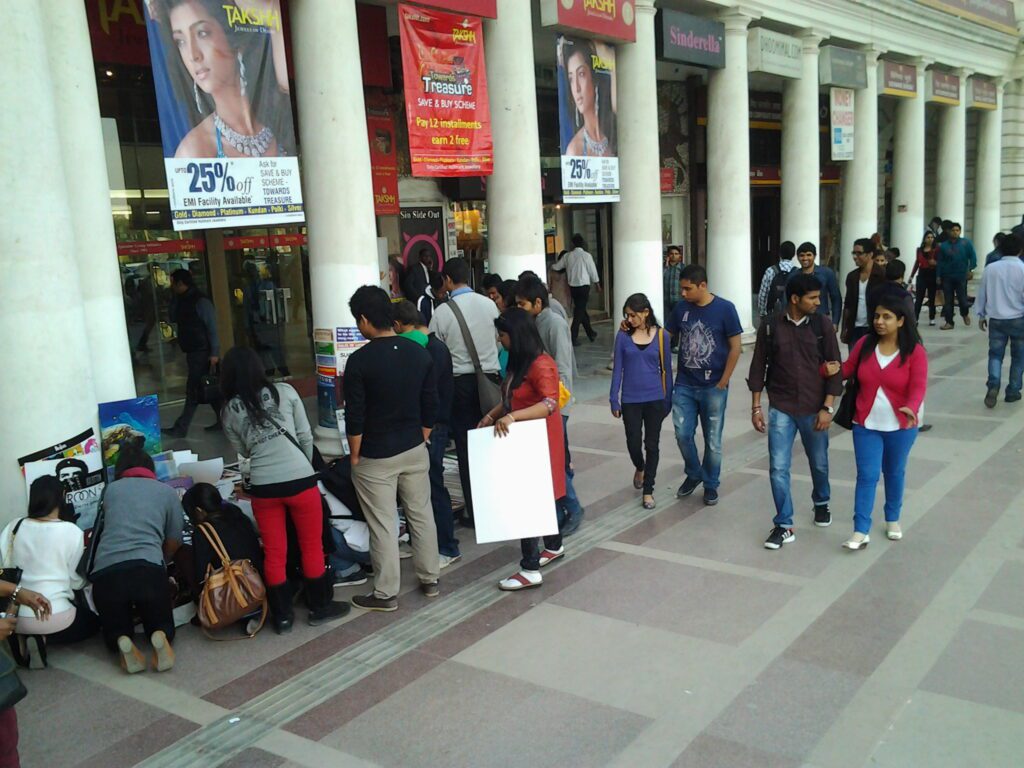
left=366, top=97, right=401, bottom=215
left=399, top=4, right=493, bottom=177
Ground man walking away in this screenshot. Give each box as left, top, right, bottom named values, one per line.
left=163, top=269, right=221, bottom=438
left=668, top=265, right=743, bottom=506
left=345, top=287, right=440, bottom=612
left=552, top=234, right=601, bottom=345
left=663, top=245, right=684, bottom=326
left=841, top=237, right=885, bottom=351
left=428, top=258, right=501, bottom=527
left=937, top=222, right=977, bottom=329
left=757, top=241, right=797, bottom=319
left=392, top=301, right=461, bottom=568
left=748, top=274, right=842, bottom=549
left=976, top=234, right=1024, bottom=408
left=790, top=242, right=842, bottom=326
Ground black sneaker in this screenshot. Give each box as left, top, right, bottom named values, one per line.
left=764, top=526, right=795, bottom=550
left=352, top=594, right=398, bottom=612
left=333, top=569, right=368, bottom=587
left=985, top=388, right=999, bottom=408
left=1006, top=392, right=1022, bottom=403
left=813, top=505, right=832, bottom=527
left=703, top=488, right=719, bottom=506
left=677, top=477, right=702, bottom=498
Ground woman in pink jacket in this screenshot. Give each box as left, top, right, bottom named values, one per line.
left=825, top=290, right=928, bottom=550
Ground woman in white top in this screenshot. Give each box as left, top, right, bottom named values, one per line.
left=0, top=476, right=98, bottom=667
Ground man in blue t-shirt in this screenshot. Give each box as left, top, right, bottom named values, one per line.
left=666, top=265, right=743, bottom=506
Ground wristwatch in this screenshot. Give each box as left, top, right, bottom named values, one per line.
left=822, top=405, right=835, bottom=415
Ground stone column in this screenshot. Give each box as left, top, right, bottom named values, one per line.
left=484, top=0, right=545, bottom=281
left=936, top=68, right=969, bottom=233
left=781, top=31, right=822, bottom=250
left=974, top=79, right=1004, bottom=250
left=1000, top=79, right=1023, bottom=231
left=840, top=47, right=882, bottom=278
left=40, top=0, right=136, bottom=403
left=890, top=59, right=929, bottom=265
left=611, top=0, right=662, bottom=317
left=0, top=3, right=99, bottom=524
left=707, top=10, right=754, bottom=329
left=291, top=0, right=378, bottom=451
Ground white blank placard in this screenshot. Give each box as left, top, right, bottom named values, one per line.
left=467, top=419, right=559, bottom=544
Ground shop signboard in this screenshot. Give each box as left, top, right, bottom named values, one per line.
left=556, top=35, right=619, bottom=203
left=879, top=61, right=917, bottom=97
left=655, top=10, right=724, bottom=69
left=400, top=206, right=447, bottom=269
left=142, top=0, right=304, bottom=230
left=747, top=28, right=801, bottom=80
left=829, top=87, right=855, bottom=161
left=357, top=3, right=392, bottom=88
left=86, top=0, right=150, bottom=66
left=913, top=0, right=1015, bottom=35
left=399, top=4, right=493, bottom=177
left=412, top=0, right=498, bottom=17
left=541, top=0, right=636, bottom=43
left=818, top=46, right=867, bottom=89
left=366, top=98, right=401, bottom=215
left=967, top=78, right=998, bottom=110
left=926, top=70, right=960, bottom=105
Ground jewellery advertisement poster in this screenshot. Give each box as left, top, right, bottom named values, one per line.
left=556, top=35, right=620, bottom=203
left=143, top=0, right=305, bottom=230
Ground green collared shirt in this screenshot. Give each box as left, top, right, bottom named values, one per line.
left=399, top=329, right=429, bottom=348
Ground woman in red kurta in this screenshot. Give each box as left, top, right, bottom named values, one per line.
left=480, top=308, right=566, bottom=591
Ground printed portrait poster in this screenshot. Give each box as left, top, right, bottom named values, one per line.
left=399, top=206, right=446, bottom=271
left=17, top=428, right=100, bottom=469
left=99, top=395, right=163, bottom=479
left=143, top=0, right=305, bottom=230
left=366, top=96, right=401, bottom=215
left=399, top=4, right=493, bottom=177
left=24, top=451, right=105, bottom=531
left=557, top=35, right=619, bottom=203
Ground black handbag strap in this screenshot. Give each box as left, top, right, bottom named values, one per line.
left=80, top=486, right=107, bottom=579
left=4, top=519, right=24, bottom=568
left=446, top=299, right=485, bottom=375
left=263, top=410, right=315, bottom=472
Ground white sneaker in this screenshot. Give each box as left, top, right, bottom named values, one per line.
left=886, top=522, right=903, bottom=540
left=439, top=554, right=462, bottom=570
left=842, top=532, right=870, bottom=550
left=398, top=541, right=414, bottom=560
left=498, top=570, right=542, bottom=591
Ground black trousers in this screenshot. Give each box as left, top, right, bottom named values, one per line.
left=175, top=348, right=220, bottom=430
left=92, top=563, right=175, bottom=652
left=451, top=373, right=498, bottom=520
left=621, top=401, right=668, bottom=494
left=520, top=532, right=563, bottom=571
left=914, top=268, right=937, bottom=321
left=570, top=285, right=594, bottom=341
left=942, top=277, right=970, bottom=324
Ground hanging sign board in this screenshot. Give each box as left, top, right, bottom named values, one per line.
left=967, top=78, right=998, bottom=110
left=818, top=46, right=867, bottom=89
left=413, top=0, right=498, bottom=17
left=655, top=10, right=725, bottom=69
left=926, top=70, right=961, bottom=105
left=913, top=0, right=1016, bottom=35
left=556, top=35, right=619, bottom=203
left=747, top=28, right=802, bottom=79
left=879, top=61, right=917, bottom=98
left=830, top=88, right=855, bottom=161
left=143, top=0, right=304, bottom=230
left=541, top=0, right=636, bottom=43
left=399, top=4, right=494, bottom=177
left=366, top=97, right=400, bottom=215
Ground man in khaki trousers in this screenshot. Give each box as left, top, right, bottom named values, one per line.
left=344, top=286, right=440, bottom=612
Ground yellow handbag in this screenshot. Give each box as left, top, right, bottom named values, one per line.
left=558, top=380, right=572, bottom=409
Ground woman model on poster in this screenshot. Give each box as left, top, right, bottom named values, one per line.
left=559, top=37, right=616, bottom=158
left=149, top=0, right=294, bottom=159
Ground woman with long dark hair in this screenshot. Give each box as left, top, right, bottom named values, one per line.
left=220, top=347, right=348, bottom=632
left=824, top=294, right=928, bottom=550
left=479, top=309, right=566, bottom=591
left=610, top=294, right=672, bottom=509
left=910, top=230, right=939, bottom=325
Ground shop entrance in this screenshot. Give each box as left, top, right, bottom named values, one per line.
left=751, top=188, right=781, bottom=293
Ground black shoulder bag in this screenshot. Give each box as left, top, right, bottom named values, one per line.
left=833, top=349, right=861, bottom=431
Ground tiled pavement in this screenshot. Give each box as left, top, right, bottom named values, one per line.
left=16, top=320, right=1024, bottom=768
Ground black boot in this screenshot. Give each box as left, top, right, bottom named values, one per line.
left=266, top=583, right=295, bottom=635
left=305, top=573, right=351, bottom=626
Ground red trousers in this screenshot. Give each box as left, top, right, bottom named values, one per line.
left=251, top=486, right=326, bottom=586
left=0, top=707, right=18, bottom=768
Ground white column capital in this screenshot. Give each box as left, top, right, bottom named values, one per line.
left=719, top=8, right=758, bottom=33
left=632, top=0, right=656, bottom=17
left=798, top=28, right=825, bottom=51
left=953, top=67, right=974, bottom=80
left=858, top=44, right=886, bottom=64
left=910, top=56, right=934, bottom=70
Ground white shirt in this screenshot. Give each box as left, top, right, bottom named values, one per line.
left=552, top=247, right=600, bottom=288
left=855, top=278, right=869, bottom=328
left=976, top=257, right=1024, bottom=320
left=428, top=289, right=501, bottom=376
left=0, top=518, right=85, bottom=617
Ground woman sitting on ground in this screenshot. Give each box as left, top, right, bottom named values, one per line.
left=88, top=445, right=183, bottom=674
left=0, top=476, right=98, bottom=668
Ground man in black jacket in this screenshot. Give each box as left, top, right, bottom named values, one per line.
left=164, top=270, right=221, bottom=437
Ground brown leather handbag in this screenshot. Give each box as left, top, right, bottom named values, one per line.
left=196, top=523, right=267, bottom=639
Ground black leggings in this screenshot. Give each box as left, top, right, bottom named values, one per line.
left=914, top=268, right=937, bottom=321
left=570, top=285, right=594, bottom=341
left=92, top=562, right=175, bottom=652
left=622, top=401, right=668, bottom=494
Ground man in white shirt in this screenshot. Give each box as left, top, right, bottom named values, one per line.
left=976, top=234, right=1024, bottom=408
left=428, top=257, right=500, bottom=525
left=552, top=234, right=601, bottom=346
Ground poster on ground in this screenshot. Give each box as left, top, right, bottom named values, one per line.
left=23, top=451, right=105, bottom=531
left=99, top=395, right=162, bottom=479
left=399, top=3, right=493, bottom=177
left=142, top=0, right=304, bottom=230
left=556, top=35, right=619, bottom=203
left=830, top=87, right=855, bottom=161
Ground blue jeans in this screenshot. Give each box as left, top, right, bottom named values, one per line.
left=672, top=384, right=728, bottom=490
left=987, top=317, right=1024, bottom=397
left=851, top=425, right=918, bottom=534
left=768, top=408, right=830, bottom=528
left=328, top=527, right=371, bottom=577
left=556, top=416, right=583, bottom=527
left=427, top=424, right=460, bottom=558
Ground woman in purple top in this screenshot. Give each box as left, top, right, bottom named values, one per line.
left=610, top=294, right=673, bottom=509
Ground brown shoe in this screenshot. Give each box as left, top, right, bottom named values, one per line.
left=352, top=593, right=398, bottom=612
left=420, top=582, right=440, bottom=599
left=940, top=322, right=954, bottom=330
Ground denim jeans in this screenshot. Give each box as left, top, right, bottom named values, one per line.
left=987, top=317, right=1024, bottom=397
left=851, top=425, right=918, bottom=534
left=427, top=424, right=460, bottom=558
left=328, top=526, right=371, bottom=577
left=768, top=408, right=830, bottom=528
left=672, top=384, right=728, bottom=490
left=556, top=415, right=583, bottom=528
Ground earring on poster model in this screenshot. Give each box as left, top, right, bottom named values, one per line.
left=238, top=51, right=247, bottom=97
left=194, top=80, right=203, bottom=113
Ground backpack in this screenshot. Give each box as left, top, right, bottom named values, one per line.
left=766, top=268, right=791, bottom=315
left=763, top=310, right=827, bottom=386
left=196, top=522, right=267, bottom=639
